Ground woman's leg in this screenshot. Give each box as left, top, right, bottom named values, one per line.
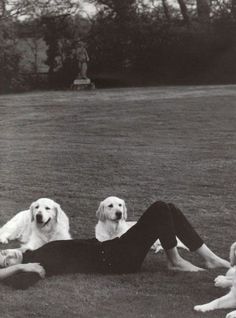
left=112, top=201, right=202, bottom=272
left=196, top=244, right=230, bottom=268
left=167, top=203, right=229, bottom=269
left=115, top=201, right=229, bottom=272
left=120, top=201, right=203, bottom=250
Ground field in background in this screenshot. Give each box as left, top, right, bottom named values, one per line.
left=0, top=86, right=235, bottom=318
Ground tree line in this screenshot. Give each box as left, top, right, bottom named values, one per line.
left=0, top=0, right=236, bottom=92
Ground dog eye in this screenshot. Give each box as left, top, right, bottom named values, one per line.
left=108, top=204, right=113, bottom=208
left=45, top=207, right=50, bottom=210
left=119, top=204, right=122, bottom=207
left=35, top=205, right=39, bottom=209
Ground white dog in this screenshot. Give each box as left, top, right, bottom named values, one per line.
left=95, top=196, right=188, bottom=253
left=194, top=242, right=236, bottom=318
left=0, top=198, right=71, bottom=251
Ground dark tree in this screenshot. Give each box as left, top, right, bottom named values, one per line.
left=196, top=0, right=211, bottom=24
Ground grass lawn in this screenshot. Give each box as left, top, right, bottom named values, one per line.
left=0, top=85, right=235, bottom=318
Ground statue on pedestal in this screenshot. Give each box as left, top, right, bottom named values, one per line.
left=71, top=40, right=95, bottom=90
left=74, top=40, right=89, bottom=79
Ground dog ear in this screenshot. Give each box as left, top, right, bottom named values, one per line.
left=96, top=201, right=106, bottom=222
left=123, top=200, right=128, bottom=220
left=29, top=202, right=35, bottom=222
left=230, top=242, right=236, bottom=266
left=54, top=203, right=69, bottom=227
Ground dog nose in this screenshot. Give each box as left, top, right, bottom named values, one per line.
left=115, top=211, right=122, bottom=219
left=36, top=213, right=43, bottom=223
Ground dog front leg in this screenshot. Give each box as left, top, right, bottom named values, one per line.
left=227, top=310, right=236, bottom=318
left=194, top=290, right=236, bottom=312
left=0, top=210, right=31, bottom=244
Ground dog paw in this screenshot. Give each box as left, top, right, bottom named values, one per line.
left=0, top=236, right=9, bottom=244
left=153, top=247, right=163, bottom=253
left=215, top=275, right=226, bottom=285
left=226, top=310, right=236, bottom=318
left=214, top=275, right=232, bottom=288
left=151, top=240, right=163, bottom=253
left=194, top=304, right=211, bottom=312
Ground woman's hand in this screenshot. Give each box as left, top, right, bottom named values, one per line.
left=19, top=263, right=46, bottom=278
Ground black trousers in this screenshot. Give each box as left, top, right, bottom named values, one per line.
left=99, top=201, right=203, bottom=273
left=3, top=201, right=204, bottom=289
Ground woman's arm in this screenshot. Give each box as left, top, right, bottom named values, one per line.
left=0, top=263, right=45, bottom=280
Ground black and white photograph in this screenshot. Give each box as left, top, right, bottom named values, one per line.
left=0, top=0, right=236, bottom=317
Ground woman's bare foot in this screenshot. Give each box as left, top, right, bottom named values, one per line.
left=196, top=244, right=230, bottom=269
left=167, top=257, right=205, bottom=272
left=165, top=246, right=205, bottom=272
left=204, top=256, right=230, bottom=269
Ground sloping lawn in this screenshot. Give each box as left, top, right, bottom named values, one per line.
left=0, top=85, right=235, bottom=318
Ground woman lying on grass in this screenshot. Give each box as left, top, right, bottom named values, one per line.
left=0, top=200, right=230, bottom=289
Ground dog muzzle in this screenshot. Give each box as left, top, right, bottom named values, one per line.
left=36, top=214, right=51, bottom=227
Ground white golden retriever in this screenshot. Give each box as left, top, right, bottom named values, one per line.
left=0, top=198, right=71, bottom=251
left=194, top=242, right=236, bottom=318
left=95, top=196, right=187, bottom=253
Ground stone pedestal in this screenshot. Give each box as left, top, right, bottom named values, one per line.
left=71, top=78, right=95, bottom=90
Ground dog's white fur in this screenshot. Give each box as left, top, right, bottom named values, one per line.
left=194, top=242, right=236, bottom=318
left=95, top=196, right=188, bottom=253
left=0, top=198, right=71, bottom=250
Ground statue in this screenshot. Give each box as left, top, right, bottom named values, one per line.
left=71, top=40, right=95, bottom=90
left=74, top=40, right=89, bottom=79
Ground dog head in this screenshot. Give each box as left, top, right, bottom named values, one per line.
left=30, top=198, right=67, bottom=229
left=96, top=196, right=127, bottom=223
left=230, top=242, right=236, bottom=266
